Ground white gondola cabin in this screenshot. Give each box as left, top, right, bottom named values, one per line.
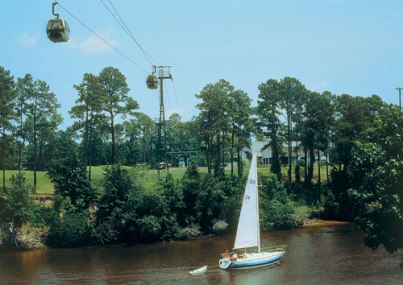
left=46, top=18, right=70, bottom=43
left=146, top=75, right=159, bottom=89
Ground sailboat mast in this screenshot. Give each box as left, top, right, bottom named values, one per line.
left=256, top=154, right=261, bottom=253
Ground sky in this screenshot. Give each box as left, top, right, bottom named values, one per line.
left=1, top=0, right=402, bottom=129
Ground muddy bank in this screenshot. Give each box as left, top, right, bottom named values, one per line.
left=303, top=218, right=351, bottom=227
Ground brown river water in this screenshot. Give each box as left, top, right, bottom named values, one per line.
left=0, top=223, right=402, bottom=285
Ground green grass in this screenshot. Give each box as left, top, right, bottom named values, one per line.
left=0, top=170, right=53, bottom=195
left=0, top=164, right=330, bottom=196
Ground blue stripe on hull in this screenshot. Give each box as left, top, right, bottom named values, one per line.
left=229, top=252, right=284, bottom=269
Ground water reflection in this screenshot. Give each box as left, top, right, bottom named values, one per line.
left=1, top=224, right=402, bottom=284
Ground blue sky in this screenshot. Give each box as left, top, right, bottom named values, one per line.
left=1, top=0, right=402, bottom=129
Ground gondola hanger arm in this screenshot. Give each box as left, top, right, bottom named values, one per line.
left=52, top=1, right=60, bottom=18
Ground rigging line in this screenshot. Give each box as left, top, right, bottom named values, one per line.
left=56, top=1, right=148, bottom=74
left=164, top=81, right=173, bottom=116
left=102, top=0, right=159, bottom=66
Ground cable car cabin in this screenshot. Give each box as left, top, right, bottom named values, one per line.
left=46, top=18, right=70, bottom=43
left=146, top=75, right=159, bottom=89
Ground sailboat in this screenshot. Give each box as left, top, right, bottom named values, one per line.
left=219, top=153, right=286, bottom=270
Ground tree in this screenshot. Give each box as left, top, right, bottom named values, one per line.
left=332, top=94, right=382, bottom=170
left=98, top=67, right=138, bottom=164
left=4, top=174, right=33, bottom=226
left=47, top=154, right=96, bottom=209
left=278, top=77, right=307, bottom=182
left=95, top=165, right=137, bottom=243
left=228, top=89, right=253, bottom=178
left=348, top=108, right=402, bottom=253
left=181, top=162, right=202, bottom=225
left=17, top=75, right=61, bottom=192
left=195, top=80, right=232, bottom=174
left=159, top=174, right=183, bottom=238
left=301, top=91, right=335, bottom=184
left=71, top=73, right=105, bottom=179
left=15, top=74, right=34, bottom=173
left=0, top=67, right=17, bottom=191
left=257, top=79, right=284, bottom=180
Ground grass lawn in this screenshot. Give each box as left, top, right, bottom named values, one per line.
left=0, top=170, right=53, bottom=195
left=0, top=164, right=330, bottom=196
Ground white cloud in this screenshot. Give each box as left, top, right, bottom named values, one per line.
left=17, top=33, right=39, bottom=48
left=67, top=28, right=119, bottom=55
left=308, top=79, right=329, bottom=92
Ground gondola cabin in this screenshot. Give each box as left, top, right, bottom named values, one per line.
left=46, top=18, right=70, bottom=43
left=146, top=75, right=159, bottom=89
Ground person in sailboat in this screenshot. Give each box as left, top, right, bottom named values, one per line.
left=224, top=249, right=238, bottom=262
left=224, top=249, right=230, bottom=259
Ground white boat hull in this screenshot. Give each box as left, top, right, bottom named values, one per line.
left=189, top=265, right=207, bottom=276
left=219, top=251, right=285, bottom=270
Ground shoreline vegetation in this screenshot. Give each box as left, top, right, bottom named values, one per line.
left=0, top=164, right=332, bottom=251
left=2, top=218, right=347, bottom=251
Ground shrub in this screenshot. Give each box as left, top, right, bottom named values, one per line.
left=212, top=220, right=228, bottom=233
left=261, top=174, right=303, bottom=230
left=47, top=197, right=91, bottom=247
left=137, top=215, right=161, bottom=242
left=4, top=174, right=33, bottom=226
left=178, top=224, right=202, bottom=239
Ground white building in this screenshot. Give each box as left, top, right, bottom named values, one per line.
left=243, top=140, right=326, bottom=166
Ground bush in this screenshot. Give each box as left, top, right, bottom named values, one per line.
left=262, top=199, right=301, bottom=230
left=16, top=224, right=49, bottom=249
left=47, top=154, right=96, bottom=209
left=261, top=174, right=303, bottom=230
left=137, top=215, right=161, bottom=242
left=47, top=197, right=91, bottom=247
left=178, top=224, right=202, bottom=239
left=212, top=220, right=228, bottom=233
left=4, top=174, right=33, bottom=226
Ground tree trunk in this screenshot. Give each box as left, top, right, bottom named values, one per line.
left=33, top=112, right=37, bottom=193
left=111, top=115, right=115, bottom=165
left=207, top=136, right=212, bottom=174
left=287, top=112, right=292, bottom=182
left=237, top=142, right=242, bottom=178
left=304, top=144, right=308, bottom=182
left=317, top=148, right=321, bottom=185
left=18, top=97, right=24, bottom=174
left=1, top=128, right=5, bottom=192
left=326, top=150, right=330, bottom=182
left=308, top=146, right=315, bottom=185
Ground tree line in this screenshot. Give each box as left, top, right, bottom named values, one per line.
left=0, top=66, right=395, bottom=188
left=0, top=65, right=401, bottom=252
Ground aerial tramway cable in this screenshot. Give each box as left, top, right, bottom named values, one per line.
left=100, top=0, right=159, bottom=66
left=56, top=1, right=148, bottom=74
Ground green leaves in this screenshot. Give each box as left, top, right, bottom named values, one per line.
left=347, top=111, right=403, bottom=252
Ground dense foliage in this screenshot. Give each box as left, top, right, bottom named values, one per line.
left=1, top=65, right=401, bottom=253
left=347, top=109, right=403, bottom=253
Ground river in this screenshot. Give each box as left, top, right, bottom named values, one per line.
left=0, top=223, right=402, bottom=284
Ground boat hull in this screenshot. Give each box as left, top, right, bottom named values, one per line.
left=189, top=265, right=207, bottom=276
left=219, top=251, right=285, bottom=270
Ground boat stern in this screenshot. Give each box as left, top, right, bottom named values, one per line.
left=219, top=258, right=232, bottom=270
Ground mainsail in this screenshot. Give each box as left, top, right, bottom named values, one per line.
left=233, top=153, right=260, bottom=251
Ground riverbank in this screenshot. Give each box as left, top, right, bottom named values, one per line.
left=303, top=218, right=351, bottom=227
left=3, top=218, right=350, bottom=251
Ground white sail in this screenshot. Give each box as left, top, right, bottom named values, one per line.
left=233, top=153, right=260, bottom=251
